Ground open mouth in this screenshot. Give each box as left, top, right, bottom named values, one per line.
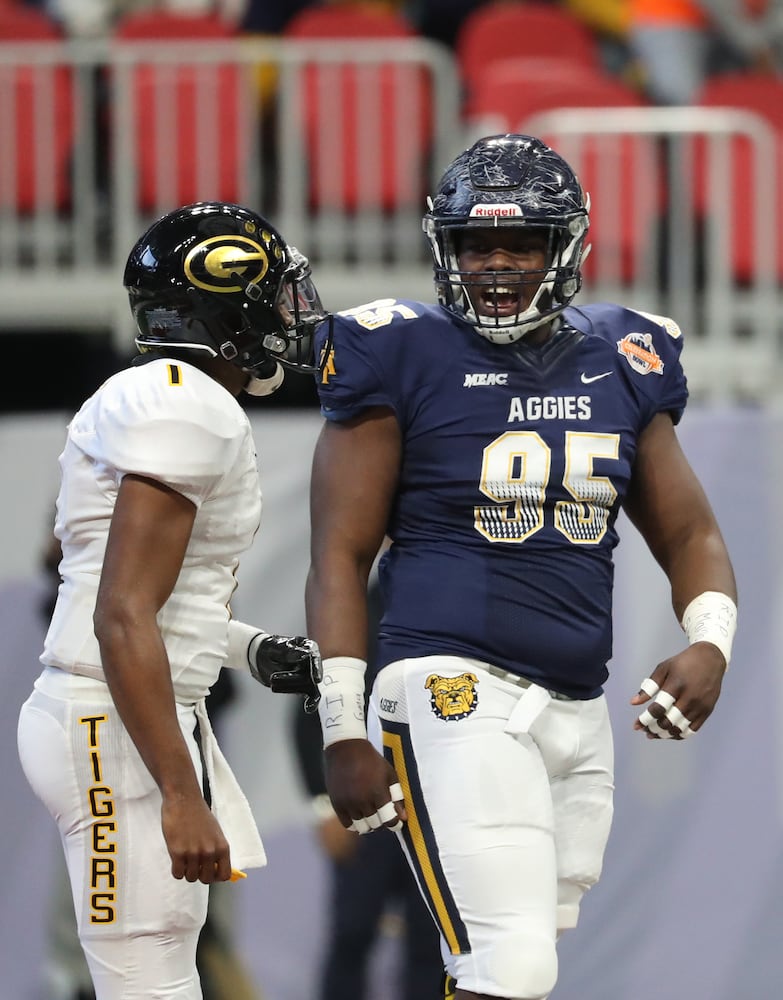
left=474, top=282, right=525, bottom=318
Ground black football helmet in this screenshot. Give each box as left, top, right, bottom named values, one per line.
left=423, top=134, right=590, bottom=342
left=124, top=202, right=331, bottom=388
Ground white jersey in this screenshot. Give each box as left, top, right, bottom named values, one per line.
left=41, top=356, right=262, bottom=704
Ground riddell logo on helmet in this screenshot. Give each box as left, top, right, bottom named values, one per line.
left=470, top=204, right=523, bottom=218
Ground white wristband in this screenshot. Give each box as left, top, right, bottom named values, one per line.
left=226, top=619, right=267, bottom=672
left=681, top=591, right=737, bottom=670
left=318, top=656, right=368, bottom=746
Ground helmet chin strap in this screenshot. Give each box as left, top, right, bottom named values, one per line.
left=244, top=361, right=284, bottom=396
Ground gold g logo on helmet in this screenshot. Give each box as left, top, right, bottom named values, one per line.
left=184, top=234, right=283, bottom=294
left=425, top=672, right=479, bottom=721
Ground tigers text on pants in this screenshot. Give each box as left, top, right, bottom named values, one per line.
left=18, top=666, right=208, bottom=1000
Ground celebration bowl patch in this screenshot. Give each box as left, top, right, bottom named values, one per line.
left=617, top=332, right=664, bottom=376
left=425, top=672, right=479, bottom=721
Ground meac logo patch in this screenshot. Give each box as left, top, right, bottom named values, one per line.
left=464, top=372, right=508, bottom=387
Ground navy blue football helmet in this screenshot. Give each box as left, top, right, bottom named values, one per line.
left=124, top=202, right=331, bottom=386
left=423, top=134, right=590, bottom=342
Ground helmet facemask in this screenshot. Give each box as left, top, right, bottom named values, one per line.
left=257, top=247, right=332, bottom=374
left=426, top=215, right=588, bottom=344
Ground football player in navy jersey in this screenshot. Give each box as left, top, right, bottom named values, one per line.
left=305, top=135, right=737, bottom=1000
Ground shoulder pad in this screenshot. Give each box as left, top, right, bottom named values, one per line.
left=625, top=309, right=682, bottom=340
left=336, top=298, right=423, bottom=331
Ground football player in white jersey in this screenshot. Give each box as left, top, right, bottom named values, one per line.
left=305, top=136, right=738, bottom=1000
left=17, top=202, right=327, bottom=1000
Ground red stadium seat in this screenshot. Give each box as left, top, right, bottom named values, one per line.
left=113, top=11, right=243, bottom=209
left=464, top=55, right=609, bottom=120
left=456, top=2, right=602, bottom=113
left=694, top=72, right=783, bottom=282
left=466, top=60, right=645, bottom=135
left=285, top=4, right=417, bottom=41
left=0, top=6, right=73, bottom=211
left=0, top=5, right=60, bottom=34
left=284, top=4, right=432, bottom=211
left=113, top=9, right=234, bottom=41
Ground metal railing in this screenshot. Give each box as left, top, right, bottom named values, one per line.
left=0, top=36, right=461, bottom=336
left=1, top=39, right=782, bottom=400
left=514, top=106, right=782, bottom=401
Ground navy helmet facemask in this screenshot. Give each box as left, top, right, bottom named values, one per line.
left=423, top=134, right=591, bottom=343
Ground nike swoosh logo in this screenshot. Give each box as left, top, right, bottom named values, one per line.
left=580, top=371, right=613, bottom=384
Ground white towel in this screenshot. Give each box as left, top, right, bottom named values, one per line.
left=195, top=698, right=267, bottom=870
left=504, top=683, right=551, bottom=736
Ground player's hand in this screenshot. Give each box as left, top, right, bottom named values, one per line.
left=631, top=642, right=726, bottom=740
left=250, top=634, right=323, bottom=713
left=161, top=792, right=232, bottom=883
left=324, top=738, right=406, bottom=834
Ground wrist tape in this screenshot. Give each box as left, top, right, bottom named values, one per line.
left=227, top=619, right=266, bottom=671
left=681, top=591, right=737, bottom=669
left=318, top=656, right=367, bottom=746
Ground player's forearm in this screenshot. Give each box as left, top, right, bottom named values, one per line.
left=305, top=561, right=370, bottom=660
left=663, top=527, right=737, bottom=621
left=305, top=559, right=370, bottom=746
left=96, top=616, right=203, bottom=800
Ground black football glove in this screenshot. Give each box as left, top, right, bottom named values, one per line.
left=249, top=634, right=322, bottom=714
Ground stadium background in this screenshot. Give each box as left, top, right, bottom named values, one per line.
left=2, top=2, right=782, bottom=997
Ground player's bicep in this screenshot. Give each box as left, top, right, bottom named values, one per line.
left=310, top=408, right=401, bottom=573
left=624, top=412, right=716, bottom=566
left=96, top=474, right=197, bottom=621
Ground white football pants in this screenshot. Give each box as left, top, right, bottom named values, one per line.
left=369, top=654, right=614, bottom=1000
left=18, top=666, right=207, bottom=1000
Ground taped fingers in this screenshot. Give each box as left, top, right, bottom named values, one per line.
left=348, top=783, right=406, bottom=834
left=665, top=704, right=694, bottom=738
left=653, top=690, right=675, bottom=712
left=377, top=800, right=399, bottom=825
left=387, top=782, right=405, bottom=831
left=638, top=692, right=696, bottom=739
left=639, top=677, right=660, bottom=699
left=638, top=709, right=673, bottom=739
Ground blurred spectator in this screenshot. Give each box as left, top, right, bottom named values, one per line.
left=700, top=0, right=783, bottom=72
left=409, top=0, right=485, bottom=48
left=293, top=580, right=444, bottom=1000
left=629, top=0, right=783, bottom=105
left=44, top=0, right=244, bottom=38
left=564, top=0, right=638, bottom=77
left=239, top=0, right=311, bottom=33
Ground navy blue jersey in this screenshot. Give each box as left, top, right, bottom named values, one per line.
left=314, top=299, right=688, bottom=699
